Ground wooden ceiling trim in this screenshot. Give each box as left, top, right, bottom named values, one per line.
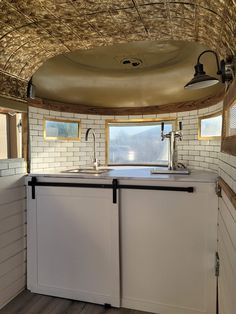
left=28, top=90, right=224, bottom=116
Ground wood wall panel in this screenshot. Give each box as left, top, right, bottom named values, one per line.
left=218, top=177, right=236, bottom=314
left=0, top=175, right=26, bottom=310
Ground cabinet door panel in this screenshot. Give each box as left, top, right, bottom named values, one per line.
left=28, top=186, right=120, bottom=307
left=120, top=183, right=217, bottom=314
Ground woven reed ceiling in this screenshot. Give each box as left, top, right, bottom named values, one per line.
left=0, top=0, right=235, bottom=102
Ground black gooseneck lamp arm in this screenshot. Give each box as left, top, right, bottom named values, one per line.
left=196, top=50, right=222, bottom=76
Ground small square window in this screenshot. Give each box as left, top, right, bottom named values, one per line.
left=198, top=112, right=222, bottom=140
left=228, top=100, right=236, bottom=136
left=44, top=118, right=81, bottom=141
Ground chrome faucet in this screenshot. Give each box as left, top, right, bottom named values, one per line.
left=85, top=128, right=99, bottom=170
left=161, top=121, right=183, bottom=170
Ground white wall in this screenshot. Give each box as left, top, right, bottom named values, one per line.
left=29, top=102, right=222, bottom=173
left=0, top=159, right=26, bottom=309
left=218, top=153, right=236, bottom=314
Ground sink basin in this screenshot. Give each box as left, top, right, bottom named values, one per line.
left=78, top=168, right=110, bottom=174
left=62, top=167, right=111, bottom=174
left=151, top=168, right=190, bottom=175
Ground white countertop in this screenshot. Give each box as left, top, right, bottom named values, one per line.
left=29, top=167, right=218, bottom=183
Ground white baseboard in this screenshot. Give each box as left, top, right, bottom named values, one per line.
left=28, top=284, right=120, bottom=308
left=121, top=297, right=206, bottom=314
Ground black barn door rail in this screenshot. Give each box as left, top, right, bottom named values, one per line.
left=28, top=177, right=194, bottom=203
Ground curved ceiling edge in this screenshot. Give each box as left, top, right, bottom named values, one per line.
left=28, top=91, right=224, bottom=116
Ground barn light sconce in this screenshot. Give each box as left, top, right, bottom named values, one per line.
left=184, top=50, right=235, bottom=90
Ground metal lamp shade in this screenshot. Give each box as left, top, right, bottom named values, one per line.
left=184, top=63, right=219, bottom=89
left=184, top=74, right=219, bottom=89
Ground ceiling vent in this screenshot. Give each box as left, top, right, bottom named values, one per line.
left=121, top=58, right=143, bottom=68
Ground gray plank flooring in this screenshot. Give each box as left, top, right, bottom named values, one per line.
left=0, top=290, right=152, bottom=314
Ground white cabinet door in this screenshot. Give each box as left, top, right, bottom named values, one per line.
left=120, top=182, right=217, bottom=314
left=27, top=185, right=120, bottom=307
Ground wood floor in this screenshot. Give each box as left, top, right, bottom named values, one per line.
left=0, top=290, right=152, bottom=314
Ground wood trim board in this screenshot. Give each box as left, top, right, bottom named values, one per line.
left=27, top=90, right=224, bottom=116
left=218, top=177, right=236, bottom=211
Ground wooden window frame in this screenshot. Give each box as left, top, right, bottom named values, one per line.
left=0, top=112, right=9, bottom=159
left=221, top=79, right=236, bottom=156
left=105, top=118, right=177, bottom=166
left=198, top=111, right=222, bottom=140
left=43, top=118, right=81, bottom=141
left=0, top=107, right=27, bottom=160
left=22, top=112, right=29, bottom=172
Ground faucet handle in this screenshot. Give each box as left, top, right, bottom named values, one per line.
left=161, top=122, right=165, bottom=141
left=161, top=122, right=164, bottom=132
left=179, top=121, right=182, bottom=131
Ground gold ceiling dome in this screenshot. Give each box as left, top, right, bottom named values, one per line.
left=32, top=40, right=225, bottom=114
left=0, top=0, right=235, bottom=112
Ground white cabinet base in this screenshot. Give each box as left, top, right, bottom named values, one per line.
left=27, top=176, right=217, bottom=314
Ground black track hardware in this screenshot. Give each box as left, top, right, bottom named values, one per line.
left=28, top=177, right=194, bottom=200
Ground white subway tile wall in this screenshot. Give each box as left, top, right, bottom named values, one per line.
left=0, top=159, right=26, bottom=177
left=177, top=102, right=223, bottom=172
left=29, top=103, right=223, bottom=173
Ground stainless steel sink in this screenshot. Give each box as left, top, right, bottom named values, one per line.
left=62, top=167, right=111, bottom=174
left=150, top=168, right=190, bottom=175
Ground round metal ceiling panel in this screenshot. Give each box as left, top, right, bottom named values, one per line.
left=33, top=40, right=224, bottom=109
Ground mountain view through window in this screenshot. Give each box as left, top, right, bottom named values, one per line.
left=108, top=122, right=173, bottom=165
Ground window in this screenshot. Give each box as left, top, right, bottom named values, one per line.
left=228, top=100, right=236, bottom=136
left=44, top=118, right=81, bottom=141
left=106, top=119, right=175, bottom=165
left=198, top=112, right=222, bottom=140
left=0, top=110, right=23, bottom=159
left=221, top=78, right=236, bottom=156
left=0, top=114, right=8, bottom=159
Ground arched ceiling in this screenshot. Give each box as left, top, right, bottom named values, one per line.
left=33, top=40, right=225, bottom=109
left=0, top=0, right=235, bottom=105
